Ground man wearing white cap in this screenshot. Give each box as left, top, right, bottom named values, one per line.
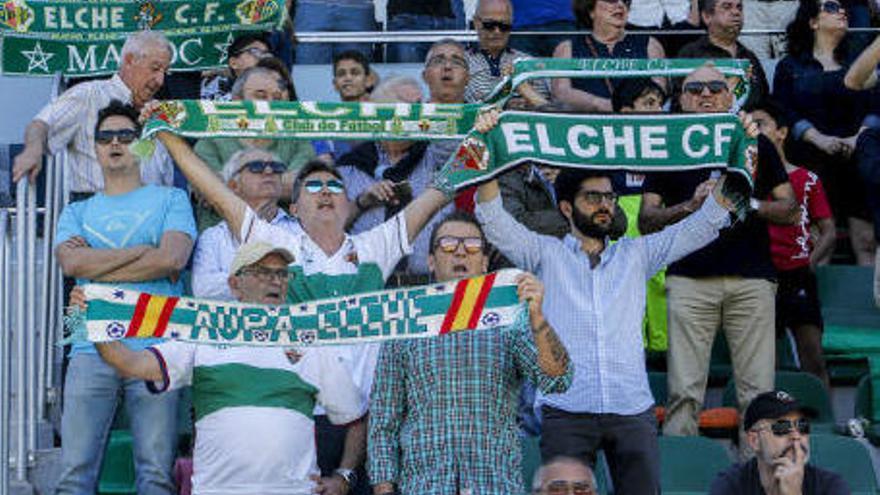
left=83, top=242, right=366, bottom=495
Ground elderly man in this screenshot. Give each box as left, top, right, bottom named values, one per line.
left=77, top=242, right=366, bottom=495
left=639, top=65, right=796, bottom=438
left=472, top=106, right=747, bottom=493
left=194, top=66, right=316, bottom=231
left=13, top=30, right=176, bottom=197
left=368, top=211, right=571, bottom=495
left=464, top=0, right=550, bottom=104
left=192, top=148, right=301, bottom=300
left=710, top=391, right=849, bottom=494
left=676, top=0, right=768, bottom=110
left=339, top=39, right=468, bottom=285
left=55, top=101, right=196, bottom=494
left=532, top=456, right=597, bottom=495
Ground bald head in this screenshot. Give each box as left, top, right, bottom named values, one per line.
left=532, top=456, right=596, bottom=493
left=679, top=64, right=733, bottom=113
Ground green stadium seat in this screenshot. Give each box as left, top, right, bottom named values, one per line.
left=722, top=371, right=835, bottom=433
left=520, top=435, right=610, bottom=494
left=98, top=430, right=136, bottom=495
left=854, top=375, right=880, bottom=445
left=659, top=436, right=732, bottom=494
left=809, top=434, right=879, bottom=494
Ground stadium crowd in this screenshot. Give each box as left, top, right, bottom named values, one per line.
left=10, top=0, right=880, bottom=492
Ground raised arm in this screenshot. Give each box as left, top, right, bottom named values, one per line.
left=516, top=273, right=570, bottom=379
left=156, top=131, right=248, bottom=237
left=550, top=41, right=613, bottom=112
left=846, top=35, right=880, bottom=90
left=402, top=188, right=450, bottom=244
left=638, top=179, right=716, bottom=234
left=95, top=341, right=164, bottom=382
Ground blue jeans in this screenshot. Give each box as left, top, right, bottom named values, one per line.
left=294, top=1, right=376, bottom=64
left=385, top=13, right=463, bottom=63
left=56, top=353, right=178, bottom=495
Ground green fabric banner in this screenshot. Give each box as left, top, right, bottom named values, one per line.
left=483, top=58, right=753, bottom=108
left=434, top=110, right=758, bottom=191
left=142, top=100, right=483, bottom=141
left=0, top=0, right=285, bottom=76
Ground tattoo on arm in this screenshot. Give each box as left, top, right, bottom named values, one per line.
left=532, top=322, right=570, bottom=375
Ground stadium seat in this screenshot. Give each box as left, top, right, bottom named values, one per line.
left=98, top=430, right=136, bottom=495
left=658, top=436, right=732, bottom=494
left=809, top=434, right=879, bottom=494
left=520, top=435, right=610, bottom=494
left=649, top=371, right=739, bottom=433
left=722, top=371, right=835, bottom=433
left=854, top=375, right=880, bottom=445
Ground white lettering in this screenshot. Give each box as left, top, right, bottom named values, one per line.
left=714, top=122, right=736, bottom=157
left=567, top=125, right=599, bottom=158
left=420, top=103, right=461, bottom=119
left=602, top=125, right=636, bottom=159
left=175, top=5, right=190, bottom=25
left=301, top=101, right=350, bottom=117
left=683, top=125, right=710, bottom=158
left=44, top=7, right=57, bottom=29
left=204, top=2, right=219, bottom=22
left=360, top=102, right=409, bottom=118
left=101, top=44, right=121, bottom=71
left=67, top=44, right=98, bottom=73
left=501, top=122, right=534, bottom=153
left=536, top=123, right=565, bottom=156
left=177, top=38, right=203, bottom=66
left=640, top=126, right=668, bottom=159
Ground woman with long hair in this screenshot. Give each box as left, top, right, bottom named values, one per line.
left=773, top=0, right=878, bottom=265
left=552, top=0, right=665, bottom=112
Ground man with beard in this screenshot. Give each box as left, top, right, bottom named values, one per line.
left=471, top=109, right=747, bottom=493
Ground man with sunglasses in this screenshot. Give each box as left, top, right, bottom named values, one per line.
left=677, top=0, right=769, bottom=110
left=54, top=101, right=197, bottom=494
left=369, top=211, right=571, bottom=495
left=463, top=0, right=550, bottom=104
left=81, top=241, right=367, bottom=495
left=710, top=391, right=849, bottom=494
left=192, top=148, right=302, bottom=301
left=640, top=65, right=797, bottom=441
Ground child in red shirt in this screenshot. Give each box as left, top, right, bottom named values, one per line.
left=753, top=100, right=836, bottom=387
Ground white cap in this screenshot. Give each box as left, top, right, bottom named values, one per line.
left=230, top=241, right=294, bottom=275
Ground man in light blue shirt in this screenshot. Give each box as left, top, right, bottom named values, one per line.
left=472, top=111, right=744, bottom=493
left=54, top=100, right=197, bottom=494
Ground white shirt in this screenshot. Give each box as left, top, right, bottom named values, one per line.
left=35, top=74, right=174, bottom=193
left=628, top=0, right=690, bottom=27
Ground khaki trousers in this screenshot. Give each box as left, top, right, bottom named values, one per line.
left=662, top=276, right=777, bottom=436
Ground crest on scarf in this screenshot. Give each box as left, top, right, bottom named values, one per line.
left=451, top=136, right=489, bottom=171
left=154, top=101, right=187, bottom=128
left=0, top=0, right=34, bottom=33
left=134, top=1, right=163, bottom=29
left=235, top=0, right=279, bottom=24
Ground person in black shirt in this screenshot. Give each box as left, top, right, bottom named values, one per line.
left=710, top=390, right=850, bottom=495
left=639, top=64, right=797, bottom=438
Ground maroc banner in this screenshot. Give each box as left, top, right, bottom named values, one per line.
left=142, top=100, right=483, bottom=141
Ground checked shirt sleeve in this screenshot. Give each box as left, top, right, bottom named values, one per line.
left=367, top=342, right=407, bottom=487
left=509, top=320, right=572, bottom=395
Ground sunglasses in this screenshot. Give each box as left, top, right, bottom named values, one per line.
left=598, top=0, right=632, bottom=8
left=820, top=1, right=844, bottom=13
left=683, top=80, right=729, bottom=95
left=433, top=236, right=484, bottom=254
left=239, top=160, right=288, bottom=175
left=577, top=190, right=618, bottom=205
left=757, top=418, right=811, bottom=436
left=95, top=129, right=139, bottom=145
left=540, top=480, right=595, bottom=495
left=304, top=178, right=345, bottom=195
left=478, top=18, right=513, bottom=32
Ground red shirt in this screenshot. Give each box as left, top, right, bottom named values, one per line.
left=768, top=167, right=832, bottom=271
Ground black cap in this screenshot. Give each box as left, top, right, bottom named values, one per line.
left=228, top=32, right=271, bottom=59
left=743, top=390, right=817, bottom=431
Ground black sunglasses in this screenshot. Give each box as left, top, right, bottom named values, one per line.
left=478, top=18, right=512, bottom=32
left=683, top=80, right=729, bottom=95
left=820, top=1, right=844, bottom=14
left=762, top=418, right=811, bottom=436
left=95, top=129, right=139, bottom=145
left=239, top=160, right=288, bottom=175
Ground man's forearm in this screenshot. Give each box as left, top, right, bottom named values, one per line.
left=639, top=201, right=696, bottom=234
left=58, top=245, right=149, bottom=279
left=403, top=188, right=449, bottom=243
left=339, top=417, right=367, bottom=471
left=845, top=35, right=880, bottom=90
left=24, top=120, right=49, bottom=153
left=94, top=248, right=182, bottom=282
left=757, top=198, right=798, bottom=225
left=95, top=341, right=163, bottom=381
left=531, top=315, right=569, bottom=377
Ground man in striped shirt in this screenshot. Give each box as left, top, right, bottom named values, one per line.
left=12, top=31, right=177, bottom=197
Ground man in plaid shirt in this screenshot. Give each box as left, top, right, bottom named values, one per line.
left=367, top=210, right=572, bottom=495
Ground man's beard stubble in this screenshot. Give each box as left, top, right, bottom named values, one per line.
left=572, top=206, right=613, bottom=239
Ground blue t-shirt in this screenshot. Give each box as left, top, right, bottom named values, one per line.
left=511, top=0, right=574, bottom=28
left=55, top=184, right=197, bottom=355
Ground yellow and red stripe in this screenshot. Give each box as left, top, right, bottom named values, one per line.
left=440, top=273, right=497, bottom=334
left=125, top=293, right=179, bottom=338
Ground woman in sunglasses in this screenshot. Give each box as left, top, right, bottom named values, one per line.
left=551, top=0, right=666, bottom=112
left=773, top=0, right=878, bottom=266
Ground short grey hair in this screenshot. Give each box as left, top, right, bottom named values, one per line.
left=370, top=75, right=423, bottom=102
left=230, top=66, right=283, bottom=100
left=531, top=456, right=597, bottom=493
left=222, top=147, right=280, bottom=183
left=424, top=38, right=467, bottom=65
left=121, top=30, right=173, bottom=61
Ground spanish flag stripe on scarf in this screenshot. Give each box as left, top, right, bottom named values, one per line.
left=440, top=278, right=469, bottom=334
left=125, top=293, right=152, bottom=337
left=126, top=295, right=178, bottom=338
left=466, top=272, right=496, bottom=329
left=153, top=297, right=179, bottom=338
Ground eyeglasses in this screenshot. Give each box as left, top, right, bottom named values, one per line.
left=538, top=480, right=595, bottom=495
left=683, top=80, right=729, bottom=95
left=95, top=129, right=139, bottom=145
left=234, top=46, right=270, bottom=59
left=426, top=54, right=468, bottom=69
left=237, top=266, right=289, bottom=282
left=239, top=160, right=288, bottom=175
left=577, top=190, right=618, bottom=205
left=304, top=178, right=345, bottom=195
left=598, top=0, right=632, bottom=8
left=755, top=418, right=811, bottom=436
left=433, top=236, right=484, bottom=254
left=478, top=17, right=513, bottom=32
left=821, top=1, right=844, bottom=14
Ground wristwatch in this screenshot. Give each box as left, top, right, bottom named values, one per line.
left=334, top=468, right=358, bottom=490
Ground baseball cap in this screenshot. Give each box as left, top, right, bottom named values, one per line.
left=230, top=241, right=294, bottom=275
left=743, top=390, right=817, bottom=431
